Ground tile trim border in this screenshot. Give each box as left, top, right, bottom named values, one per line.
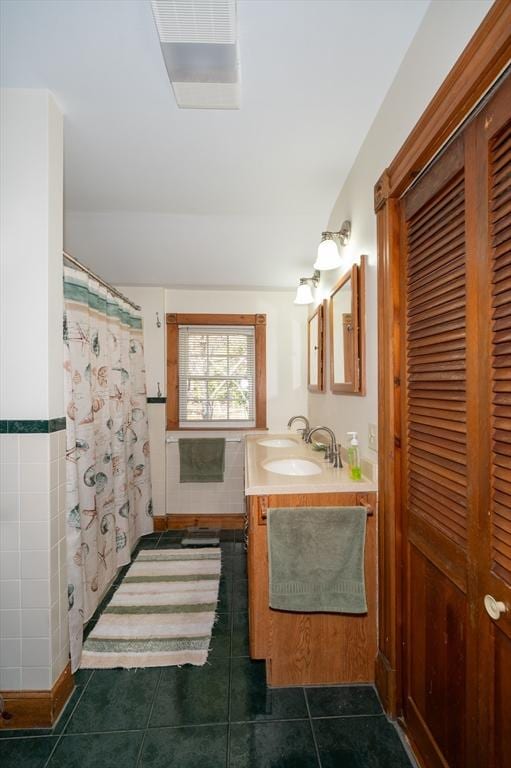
left=0, top=417, right=66, bottom=434
left=0, top=662, right=74, bottom=730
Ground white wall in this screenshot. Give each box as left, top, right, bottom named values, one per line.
left=165, top=288, right=308, bottom=431
left=0, top=89, right=68, bottom=692
left=0, top=89, right=63, bottom=420
left=308, top=0, right=493, bottom=458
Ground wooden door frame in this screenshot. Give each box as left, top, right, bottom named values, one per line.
left=374, top=0, right=511, bottom=721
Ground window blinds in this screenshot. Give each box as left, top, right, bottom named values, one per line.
left=178, top=325, right=256, bottom=428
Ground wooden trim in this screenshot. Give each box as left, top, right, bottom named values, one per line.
left=0, top=662, right=74, bottom=730
left=254, top=321, right=267, bottom=428
left=166, top=513, right=244, bottom=530
left=377, top=0, right=511, bottom=202
left=152, top=516, right=167, bottom=531
left=166, top=313, right=263, bottom=326
left=307, top=301, right=326, bottom=393
left=329, top=258, right=366, bottom=395
left=166, top=313, right=267, bottom=431
left=373, top=0, right=511, bottom=728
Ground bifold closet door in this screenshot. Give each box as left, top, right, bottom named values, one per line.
left=399, top=70, right=511, bottom=768
left=400, top=133, right=477, bottom=768
left=474, top=73, right=511, bottom=768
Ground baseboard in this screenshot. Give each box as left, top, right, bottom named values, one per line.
left=167, top=514, right=245, bottom=530
left=153, top=516, right=167, bottom=531
left=375, top=650, right=398, bottom=718
left=0, top=662, right=74, bottom=729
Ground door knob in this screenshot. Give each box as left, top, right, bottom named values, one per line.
left=484, top=594, right=507, bottom=620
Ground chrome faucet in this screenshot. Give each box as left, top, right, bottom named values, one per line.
left=287, top=415, right=310, bottom=440
left=305, top=426, right=343, bottom=468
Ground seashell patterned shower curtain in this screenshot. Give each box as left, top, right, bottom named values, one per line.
left=63, top=266, right=153, bottom=671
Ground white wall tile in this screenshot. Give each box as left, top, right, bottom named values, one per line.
left=58, top=481, right=65, bottom=515
left=0, top=521, right=20, bottom=551
left=50, top=544, right=59, bottom=577
left=20, top=463, right=50, bottom=493
left=19, top=434, right=50, bottom=464
left=0, top=609, right=20, bottom=638
left=21, top=579, right=50, bottom=608
left=20, top=492, right=50, bottom=521
left=52, top=650, right=68, bottom=685
left=0, top=435, right=19, bottom=463
left=21, top=550, right=49, bottom=580
left=50, top=487, right=59, bottom=518
left=50, top=513, right=59, bottom=547
left=0, top=637, right=21, bottom=666
left=50, top=573, right=59, bottom=605
left=21, top=608, right=50, bottom=638
left=0, top=667, right=21, bottom=689
left=0, top=492, right=20, bottom=521
left=1, top=463, right=19, bottom=493
left=49, top=459, right=59, bottom=490
left=49, top=433, right=59, bottom=461
left=0, top=580, right=20, bottom=608
left=20, top=521, right=49, bottom=551
left=0, top=551, right=20, bottom=579
left=58, top=429, right=66, bottom=458
left=21, top=666, right=51, bottom=690
left=22, top=637, right=50, bottom=667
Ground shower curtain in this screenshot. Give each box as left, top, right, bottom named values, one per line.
left=63, top=265, right=153, bottom=672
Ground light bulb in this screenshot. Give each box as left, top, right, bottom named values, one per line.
left=314, top=237, right=341, bottom=271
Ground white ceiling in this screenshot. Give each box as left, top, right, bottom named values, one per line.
left=0, top=0, right=429, bottom=289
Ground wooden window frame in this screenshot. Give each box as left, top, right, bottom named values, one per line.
left=373, top=0, right=511, bottom=725
left=166, top=313, right=267, bottom=431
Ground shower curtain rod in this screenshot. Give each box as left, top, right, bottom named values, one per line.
left=63, top=251, right=141, bottom=312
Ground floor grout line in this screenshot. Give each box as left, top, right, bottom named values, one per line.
left=41, top=670, right=96, bottom=767
left=225, top=551, right=235, bottom=768
left=304, top=687, right=323, bottom=768
left=134, top=667, right=164, bottom=768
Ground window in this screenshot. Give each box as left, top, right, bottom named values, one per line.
left=166, top=313, right=267, bottom=430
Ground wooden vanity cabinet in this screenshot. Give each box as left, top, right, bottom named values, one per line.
left=247, top=491, right=377, bottom=687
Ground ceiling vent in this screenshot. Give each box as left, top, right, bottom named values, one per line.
left=151, top=0, right=240, bottom=110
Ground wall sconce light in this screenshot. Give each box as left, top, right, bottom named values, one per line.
left=294, top=270, right=320, bottom=305
left=313, top=220, right=351, bottom=271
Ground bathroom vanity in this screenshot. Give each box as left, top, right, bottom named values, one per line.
left=245, top=434, right=377, bottom=687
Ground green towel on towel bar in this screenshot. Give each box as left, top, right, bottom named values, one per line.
left=178, top=438, right=226, bottom=483
left=267, top=506, right=367, bottom=613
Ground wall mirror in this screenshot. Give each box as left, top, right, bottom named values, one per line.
left=307, top=300, right=326, bottom=392
left=329, top=255, right=366, bottom=395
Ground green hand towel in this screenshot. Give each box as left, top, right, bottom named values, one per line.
left=267, top=506, right=367, bottom=613
left=178, top=438, right=226, bottom=483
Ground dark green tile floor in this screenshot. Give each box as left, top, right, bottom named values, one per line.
left=0, top=529, right=415, bottom=767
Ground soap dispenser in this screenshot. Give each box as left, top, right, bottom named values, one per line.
left=347, top=432, right=362, bottom=480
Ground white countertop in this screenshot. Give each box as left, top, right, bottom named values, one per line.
left=245, top=433, right=377, bottom=496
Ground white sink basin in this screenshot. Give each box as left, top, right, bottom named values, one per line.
left=257, top=438, right=298, bottom=448
left=263, top=458, right=322, bottom=476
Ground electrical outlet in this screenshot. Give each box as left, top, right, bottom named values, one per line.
left=368, top=423, right=377, bottom=452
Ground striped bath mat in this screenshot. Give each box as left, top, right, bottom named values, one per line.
left=80, top=548, right=221, bottom=669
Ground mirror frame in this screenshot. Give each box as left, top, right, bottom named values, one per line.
left=307, top=300, right=326, bottom=393
left=328, top=254, right=366, bottom=395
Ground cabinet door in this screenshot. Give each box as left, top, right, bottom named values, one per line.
left=475, top=73, right=511, bottom=768
left=401, top=133, right=475, bottom=768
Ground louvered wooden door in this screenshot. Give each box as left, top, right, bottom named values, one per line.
left=401, top=134, right=474, bottom=768
left=475, top=75, right=511, bottom=768
left=400, top=72, right=511, bottom=768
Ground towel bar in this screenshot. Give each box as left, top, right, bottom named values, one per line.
left=166, top=436, right=241, bottom=443
left=261, top=501, right=373, bottom=520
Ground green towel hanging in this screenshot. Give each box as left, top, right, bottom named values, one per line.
left=178, top=438, right=226, bottom=483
